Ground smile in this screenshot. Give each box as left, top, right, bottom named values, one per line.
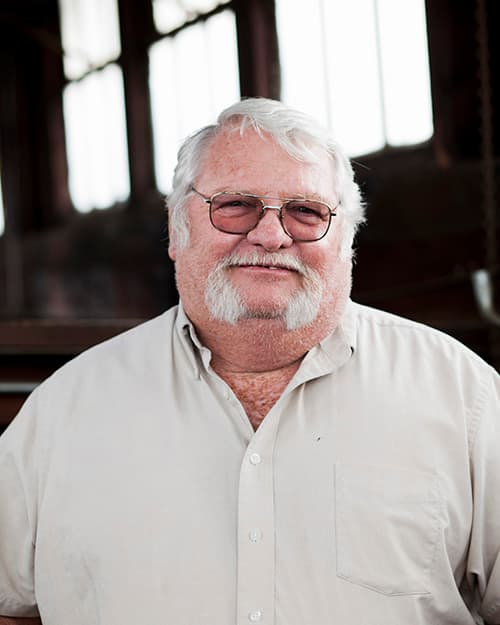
left=220, top=251, right=306, bottom=276
left=232, top=263, right=298, bottom=272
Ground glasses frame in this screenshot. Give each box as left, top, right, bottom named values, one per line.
left=190, top=186, right=337, bottom=242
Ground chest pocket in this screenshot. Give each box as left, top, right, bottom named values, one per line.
left=334, top=463, right=441, bottom=596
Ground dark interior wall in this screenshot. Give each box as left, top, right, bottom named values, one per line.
left=0, top=0, right=499, bottom=430
left=352, top=0, right=500, bottom=366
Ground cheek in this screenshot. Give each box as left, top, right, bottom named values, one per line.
left=174, top=242, right=222, bottom=287
left=330, top=213, right=347, bottom=249
left=303, top=230, right=352, bottom=290
left=318, top=218, right=351, bottom=270
left=176, top=250, right=206, bottom=281
left=319, top=256, right=352, bottom=311
left=304, top=237, right=343, bottom=277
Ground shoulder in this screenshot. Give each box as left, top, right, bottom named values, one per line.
left=81, top=306, right=178, bottom=357
left=349, top=302, right=499, bottom=438
left=352, top=302, right=484, bottom=354
left=351, top=301, right=492, bottom=372
left=35, top=306, right=180, bottom=401
left=1, top=307, right=182, bottom=458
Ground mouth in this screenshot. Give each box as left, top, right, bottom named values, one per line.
left=233, top=262, right=298, bottom=272
left=220, top=252, right=306, bottom=277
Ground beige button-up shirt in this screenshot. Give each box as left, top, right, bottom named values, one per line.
left=0, top=302, right=499, bottom=625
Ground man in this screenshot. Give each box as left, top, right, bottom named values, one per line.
left=0, top=98, right=499, bottom=625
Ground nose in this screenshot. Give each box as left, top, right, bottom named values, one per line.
left=245, top=206, right=294, bottom=251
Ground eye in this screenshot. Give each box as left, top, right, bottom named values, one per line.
left=297, top=204, right=320, bottom=215
left=212, top=194, right=258, bottom=214
left=221, top=199, right=251, bottom=208
left=286, top=201, right=329, bottom=223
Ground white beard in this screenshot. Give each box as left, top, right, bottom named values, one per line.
left=204, top=251, right=324, bottom=331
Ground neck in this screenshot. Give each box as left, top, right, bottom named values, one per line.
left=211, top=357, right=301, bottom=430
left=185, top=297, right=349, bottom=430
left=195, top=312, right=335, bottom=373
left=197, top=320, right=312, bottom=373
left=199, top=313, right=340, bottom=430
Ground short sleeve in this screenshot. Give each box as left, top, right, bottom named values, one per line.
left=466, top=368, right=500, bottom=624
left=0, top=391, right=43, bottom=617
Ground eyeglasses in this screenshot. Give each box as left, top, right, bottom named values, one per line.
left=190, top=186, right=337, bottom=242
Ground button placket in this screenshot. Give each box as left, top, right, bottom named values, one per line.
left=237, top=428, right=279, bottom=625
left=248, top=609, right=263, bottom=622
left=249, top=452, right=262, bottom=465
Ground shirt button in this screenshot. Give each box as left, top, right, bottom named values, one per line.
left=249, top=452, right=262, bottom=465
left=249, top=528, right=262, bottom=543
left=248, top=610, right=262, bottom=622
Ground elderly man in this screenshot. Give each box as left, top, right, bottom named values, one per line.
left=0, top=98, right=499, bottom=625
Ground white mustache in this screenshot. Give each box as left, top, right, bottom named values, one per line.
left=219, top=252, right=308, bottom=275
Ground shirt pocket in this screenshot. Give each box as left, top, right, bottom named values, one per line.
left=334, top=463, right=441, bottom=596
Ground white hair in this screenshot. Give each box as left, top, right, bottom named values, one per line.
left=167, top=98, right=365, bottom=257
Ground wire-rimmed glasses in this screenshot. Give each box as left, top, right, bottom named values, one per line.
left=191, top=186, right=337, bottom=242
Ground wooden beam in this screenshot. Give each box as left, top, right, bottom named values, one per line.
left=234, top=0, right=280, bottom=98
left=0, top=319, right=141, bottom=354
left=117, top=0, right=157, bottom=203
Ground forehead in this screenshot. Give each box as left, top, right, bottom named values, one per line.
left=195, top=127, right=336, bottom=199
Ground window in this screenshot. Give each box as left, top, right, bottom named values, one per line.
left=149, top=2, right=239, bottom=193
left=57, top=0, right=239, bottom=203
left=275, top=0, right=433, bottom=156
left=152, top=0, right=231, bottom=33
left=58, top=0, right=130, bottom=212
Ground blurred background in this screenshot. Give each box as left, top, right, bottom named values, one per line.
left=0, top=0, right=499, bottom=430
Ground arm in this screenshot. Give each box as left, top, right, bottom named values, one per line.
left=466, top=368, right=500, bottom=623
left=0, top=393, right=41, bottom=618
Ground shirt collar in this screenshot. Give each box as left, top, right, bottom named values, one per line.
left=289, top=299, right=356, bottom=388
left=334, top=297, right=357, bottom=353
left=174, top=302, right=210, bottom=379
left=174, top=298, right=357, bottom=382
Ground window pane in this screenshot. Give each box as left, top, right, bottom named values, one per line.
left=275, top=1, right=331, bottom=126
left=152, top=0, right=230, bottom=34
left=377, top=0, right=433, bottom=145
left=276, top=0, right=384, bottom=155
left=322, top=0, right=385, bottom=155
left=276, top=0, right=433, bottom=155
left=63, top=64, right=130, bottom=212
left=58, top=0, right=121, bottom=79
left=149, top=9, right=240, bottom=193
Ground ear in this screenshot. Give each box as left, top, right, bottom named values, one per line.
left=168, top=233, right=177, bottom=262
left=167, top=206, right=177, bottom=261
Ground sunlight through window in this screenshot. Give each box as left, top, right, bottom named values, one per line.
left=58, top=0, right=121, bottom=79
left=149, top=9, right=240, bottom=193
left=59, top=0, right=130, bottom=212
left=63, top=65, right=130, bottom=212
left=377, top=0, right=433, bottom=145
left=322, top=0, right=385, bottom=155
left=152, top=0, right=231, bottom=34
left=276, top=0, right=433, bottom=156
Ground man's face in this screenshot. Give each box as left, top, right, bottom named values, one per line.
left=169, top=128, right=352, bottom=334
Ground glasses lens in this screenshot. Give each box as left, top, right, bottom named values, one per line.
left=210, top=193, right=261, bottom=234
left=283, top=200, right=332, bottom=241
